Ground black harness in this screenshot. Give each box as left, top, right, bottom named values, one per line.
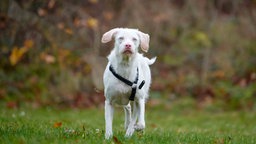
left=109, top=65, right=145, bottom=101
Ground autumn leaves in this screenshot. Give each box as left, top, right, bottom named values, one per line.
left=9, top=39, right=34, bottom=66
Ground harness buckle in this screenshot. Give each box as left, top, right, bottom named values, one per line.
left=132, top=83, right=137, bottom=89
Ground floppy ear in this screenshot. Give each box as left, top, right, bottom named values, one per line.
left=101, top=28, right=120, bottom=43
left=138, top=31, right=150, bottom=52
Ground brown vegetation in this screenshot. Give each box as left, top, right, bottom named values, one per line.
left=0, top=0, right=255, bottom=110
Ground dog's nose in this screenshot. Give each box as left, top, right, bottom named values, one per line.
left=125, top=44, right=131, bottom=49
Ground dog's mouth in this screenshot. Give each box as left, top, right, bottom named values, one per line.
left=123, top=49, right=133, bottom=55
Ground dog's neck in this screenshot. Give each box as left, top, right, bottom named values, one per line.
left=108, top=50, right=138, bottom=79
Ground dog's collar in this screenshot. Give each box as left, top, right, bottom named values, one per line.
left=109, top=65, right=145, bottom=101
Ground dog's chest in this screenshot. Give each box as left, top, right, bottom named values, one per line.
left=109, top=80, right=132, bottom=105
left=104, top=62, right=138, bottom=105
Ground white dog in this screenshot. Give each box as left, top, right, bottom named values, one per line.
left=101, top=28, right=156, bottom=139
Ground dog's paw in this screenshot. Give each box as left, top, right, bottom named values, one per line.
left=105, top=131, right=113, bottom=139
left=125, top=126, right=135, bottom=138
left=134, top=123, right=145, bottom=131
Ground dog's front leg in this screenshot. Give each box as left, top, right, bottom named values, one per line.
left=105, top=100, right=114, bottom=139
left=125, top=101, right=138, bottom=137
left=135, top=98, right=145, bottom=131
left=124, top=103, right=131, bottom=130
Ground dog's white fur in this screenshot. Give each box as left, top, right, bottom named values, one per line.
left=102, top=28, right=156, bottom=139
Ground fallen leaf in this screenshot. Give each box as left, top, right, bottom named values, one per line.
left=87, top=18, right=98, bottom=29
left=150, top=123, right=157, bottom=128
left=54, top=122, right=62, bottom=128
left=24, top=39, right=34, bottom=48
left=65, top=28, right=73, bottom=35
left=9, top=46, right=29, bottom=65
left=113, top=136, right=122, bottom=144
left=6, top=101, right=18, bottom=109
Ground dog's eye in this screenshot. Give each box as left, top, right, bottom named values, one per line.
left=132, top=38, right=137, bottom=42
left=118, top=37, right=124, bottom=41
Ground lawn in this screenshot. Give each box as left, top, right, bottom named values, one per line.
left=0, top=99, right=256, bottom=144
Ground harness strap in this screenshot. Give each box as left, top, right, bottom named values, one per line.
left=109, top=65, right=145, bottom=101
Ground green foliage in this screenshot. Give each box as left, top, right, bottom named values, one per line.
left=214, top=81, right=256, bottom=110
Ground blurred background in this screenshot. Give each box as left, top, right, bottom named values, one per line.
left=0, top=0, right=255, bottom=110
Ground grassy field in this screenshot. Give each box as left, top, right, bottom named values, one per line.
left=0, top=99, right=256, bottom=144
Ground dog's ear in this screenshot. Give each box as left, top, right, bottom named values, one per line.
left=101, top=28, right=120, bottom=43
left=138, top=31, right=150, bottom=52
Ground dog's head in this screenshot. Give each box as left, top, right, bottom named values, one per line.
left=101, top=28, right=150, bottom=57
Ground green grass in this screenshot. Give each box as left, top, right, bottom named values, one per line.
left=0, top=99, right=256, bottom=144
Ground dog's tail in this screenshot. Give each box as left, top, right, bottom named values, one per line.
left=146, top=57, right=157, bottom=65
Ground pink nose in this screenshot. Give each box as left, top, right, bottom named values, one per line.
left=125, top=44, right=131, bottom=49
